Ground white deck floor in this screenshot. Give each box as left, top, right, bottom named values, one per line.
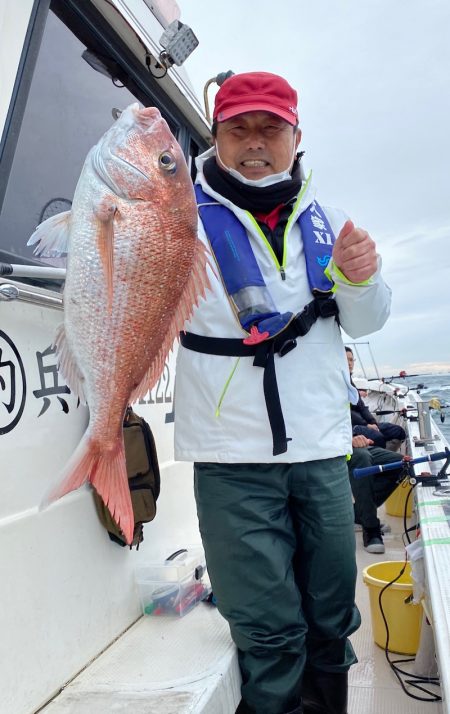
left=41, top=505, right=444, bottom=714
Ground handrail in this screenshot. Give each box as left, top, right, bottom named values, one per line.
left=0, top=279, right=63, bottom=310
left=0, top=262, right=66, bottom=280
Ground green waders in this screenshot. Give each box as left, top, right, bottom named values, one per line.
left=194, top=458, right=361, bottom=714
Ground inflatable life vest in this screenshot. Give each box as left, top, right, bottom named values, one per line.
left=194, top=184, right=335, bottom=341
left=180, top=186, right=340, bottom=455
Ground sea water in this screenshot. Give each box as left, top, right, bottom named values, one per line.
left=403, top=373, right=450, bottom=443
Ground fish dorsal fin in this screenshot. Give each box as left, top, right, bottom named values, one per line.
left=53, top=323, right=88, bottom=405
left=27, top=211, right=71, bottom=257
left=129, top=237, right=211, bottom=405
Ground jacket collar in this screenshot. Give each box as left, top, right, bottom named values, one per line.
left=195, top=146, right=316, bottom=223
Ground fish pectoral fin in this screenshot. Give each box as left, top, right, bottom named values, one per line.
left=27, top=210, right=71, bottom=257
left=53, top=323, right=88, bottom=404
left=94, top=198, right=118, bottom=308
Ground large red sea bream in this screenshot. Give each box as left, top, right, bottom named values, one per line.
left=28, top=104, right=209, bottom=544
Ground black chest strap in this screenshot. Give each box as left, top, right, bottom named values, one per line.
left=180, top=296, right=339, bottom=456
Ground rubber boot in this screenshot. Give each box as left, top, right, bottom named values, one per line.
left=302, top=671, right=348, bottom=714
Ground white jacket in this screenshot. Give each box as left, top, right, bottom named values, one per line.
left=174, top=149, right=391, bottom=463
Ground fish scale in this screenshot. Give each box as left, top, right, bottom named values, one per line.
left=28, top=104, right=210, bottom=543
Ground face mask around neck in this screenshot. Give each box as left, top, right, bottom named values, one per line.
left=215, top=145, right=296, bottom=187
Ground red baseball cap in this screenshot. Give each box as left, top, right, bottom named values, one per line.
left=213, top=72, right=298, bottom=126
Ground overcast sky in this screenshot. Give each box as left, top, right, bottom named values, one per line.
left=177, top=0, right=450, bottom=376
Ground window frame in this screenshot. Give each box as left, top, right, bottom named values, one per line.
left=0, top=0, right=51, bottom=214
left=0, top=0, right=207, bottom=217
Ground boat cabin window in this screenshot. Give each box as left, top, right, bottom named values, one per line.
left=0, top=0, right=204, bottom=279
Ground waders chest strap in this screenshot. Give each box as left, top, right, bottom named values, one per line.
left=180, top=296, right=339, bottom=456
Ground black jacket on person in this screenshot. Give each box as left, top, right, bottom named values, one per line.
left=350, top=377, right=377, bottom=428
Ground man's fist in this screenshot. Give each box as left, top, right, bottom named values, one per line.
left=332, top=220, right=377, bottom=283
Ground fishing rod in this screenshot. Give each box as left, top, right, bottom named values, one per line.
left=365, top=375, right=427, bottom=395
left=367, top=371, right=420, bottom=382
left=374, top=407, right=415, bottom=417
left=353, top=448, right=450, bottom=482
left=375, top=401, right=450, bottom=424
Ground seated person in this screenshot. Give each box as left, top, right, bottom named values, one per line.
left=348, top=434, right=405, bottom=553
left=345, top=347, right=406, bottom=449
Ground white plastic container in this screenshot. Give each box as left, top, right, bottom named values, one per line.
left=135, top=547, right=211, bottom=617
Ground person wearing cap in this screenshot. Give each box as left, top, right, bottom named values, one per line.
left=174, top=72, right=392, bottom=714
left=345, top=347, right=406, bottom=449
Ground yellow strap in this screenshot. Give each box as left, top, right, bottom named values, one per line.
left=215, top=358, right=241, bottom=417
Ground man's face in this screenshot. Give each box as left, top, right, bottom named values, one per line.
left=346, top=351, right=355, bottom=374
left=214, top=111, right=301, bottom=180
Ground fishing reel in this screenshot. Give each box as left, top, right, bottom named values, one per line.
left=354, top=448, right=450, bottom=485
left=407, top=448, right=450, bottom=487
left=428, top=397, right=449, bottom=423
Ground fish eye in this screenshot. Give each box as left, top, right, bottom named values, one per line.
left=159, top=151, right=177, bottom=174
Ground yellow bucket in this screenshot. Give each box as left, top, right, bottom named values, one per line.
left=385, top=481, right=413, bottom=517
left=362, top=561, right=422, bottom=655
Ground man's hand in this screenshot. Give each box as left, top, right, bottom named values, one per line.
left=367, top=423, right=380, bottom=431
left=352, top=435, right=373, bottom=448
left=332, top=220, right=377, bottom=283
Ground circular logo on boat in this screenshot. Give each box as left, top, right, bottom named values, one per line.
left=0, top=330, right=26, bottom=434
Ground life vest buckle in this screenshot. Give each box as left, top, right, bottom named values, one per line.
left=278, top=338, right=297, bottom=357
left=315, top=296, right=338, bottom=318
left=292, top=307, right=314, bottom=337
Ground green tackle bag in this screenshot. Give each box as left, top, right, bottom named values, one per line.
left=94, top=406, right=161, bottom=549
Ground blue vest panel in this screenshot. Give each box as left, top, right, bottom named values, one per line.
left=195, top=184, right=335, bottom=338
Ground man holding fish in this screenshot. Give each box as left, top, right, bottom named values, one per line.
left=174, top=72, right=391, bottom=714
left=28, top=71, right=390, bottom=714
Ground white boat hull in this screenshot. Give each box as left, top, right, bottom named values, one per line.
left=0, top=292, right=201, bottom=714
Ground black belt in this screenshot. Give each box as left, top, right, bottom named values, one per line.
left=180, top=296, right=339, bottom=456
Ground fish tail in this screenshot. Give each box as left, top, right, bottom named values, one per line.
left=42, top=432, right=134, bottom=545
left=90, top=438, right=134, bottom=546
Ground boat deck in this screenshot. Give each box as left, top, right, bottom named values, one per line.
left=41, top=505, right=444, bottom=714
left=350, top=504, right=443, bottom=713
left=40, top=605, right=240, bottom=713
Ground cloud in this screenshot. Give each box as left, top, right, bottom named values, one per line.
left=407, top=362, right=450, bottom=374
left=380, top=225, right=450, bottom=324
left=179, top=0, right=450, bottom=371
left=384, top=227, right=450, bottom=252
